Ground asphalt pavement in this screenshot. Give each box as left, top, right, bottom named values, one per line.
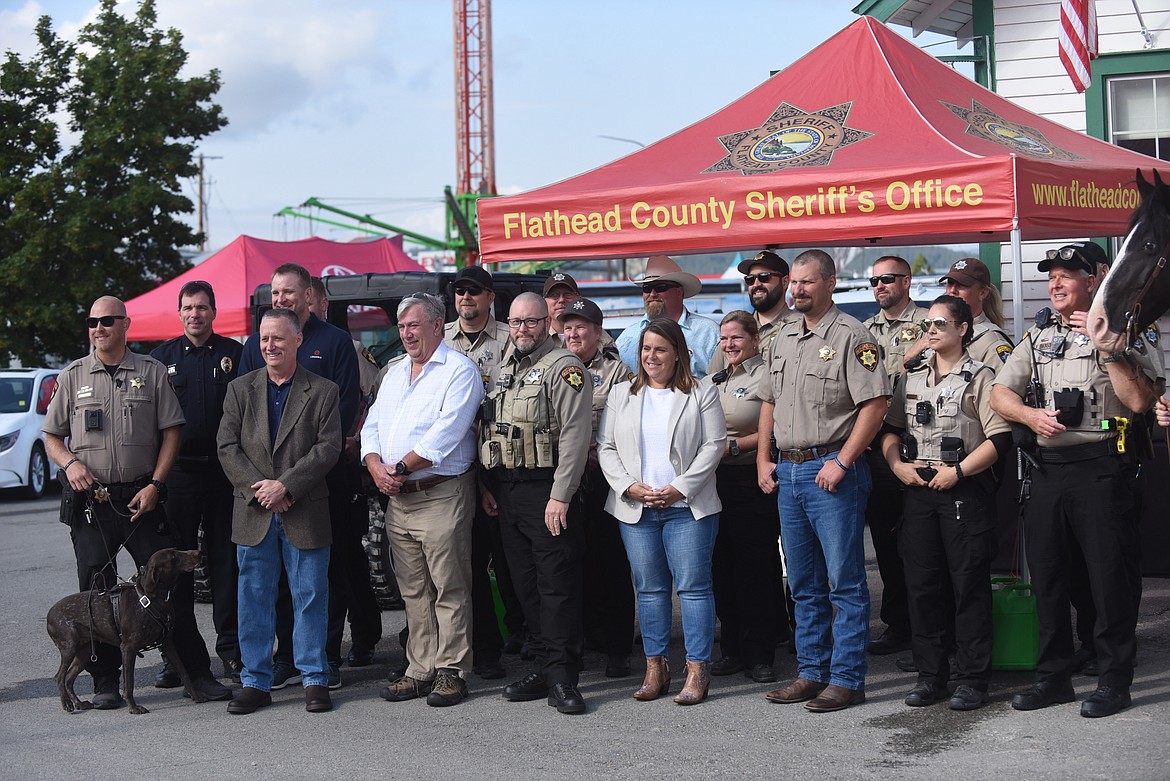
left=2, top=491, right=1168, bottom=781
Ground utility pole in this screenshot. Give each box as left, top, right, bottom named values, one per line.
left=196, top=153, right=222, bottom=252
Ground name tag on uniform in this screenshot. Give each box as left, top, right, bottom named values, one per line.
left=77, top=385, right=93, bottom=399
left=167, top=364, right=177, bottom=375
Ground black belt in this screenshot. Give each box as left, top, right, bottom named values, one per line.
left=779, top=441, right=846, bottom=464
left=399, top=473, right=462, bottom=495
left=492, top=467, right=556, bottom=483
left=89, top=481, right=141, bottom=502
left=1035, top=439, right=1115, bottom=464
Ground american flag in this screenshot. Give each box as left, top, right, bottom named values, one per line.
left=1059, top=0, right=1099, bottom=93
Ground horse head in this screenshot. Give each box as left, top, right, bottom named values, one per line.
left=1088, top=169, right=1170, bottom=353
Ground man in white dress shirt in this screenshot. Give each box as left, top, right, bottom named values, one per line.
left=360, top=293, right=485, bottom=707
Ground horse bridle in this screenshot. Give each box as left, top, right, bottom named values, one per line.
left=1123, top=239, right=1170, bottom=348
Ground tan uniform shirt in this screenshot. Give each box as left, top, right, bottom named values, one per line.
left=886, top=352, right=1010, bottom=460
left=995, top=316, right=1164, bottom=447
left=43, top=350, right=185, bottom=483
left=581, top=346, right=634, bottom=435
left=864, top=298, right=930, bottom=382
left=706, top=309, right=798, bottom=375
left=486, top=337, right=593, bottom=502
left=760, top=304, right=891, bottom=449
left=967, top=314, right=1014, bottom=368
left=445, top=316, right=512, bottom=392
left=716, top=354, right=766, bottom=466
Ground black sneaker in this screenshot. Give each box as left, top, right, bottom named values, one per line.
left=868, top=628, right=912, bottom=655
left=746, top=663, right=777, bottom=683
left=904, top=681, right=949, bottom=707
left=949, top=684, right=988, bottom=711
left=327, top=662, right=343, bottom=690
left=605, top=654, right=631, bottom=678
left=270, top=660, right=302, bottom=690
left=223, top=659, right=243, bottom=683
left=92, top=676, right=125, bottom=710
left=473, top=659, right=506, bottom=680
left=427, top=668, right=469, bottom=707
left=154, top=664, right=182, bottom=689
left=710, top=656, right=745, bottom=676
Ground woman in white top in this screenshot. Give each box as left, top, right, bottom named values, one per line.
left=597, top=318, right=726, bottom=706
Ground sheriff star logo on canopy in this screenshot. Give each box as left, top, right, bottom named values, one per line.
left=941, top=99, right=1084, bottom=161
left=703, top=101, right=874, bottom=174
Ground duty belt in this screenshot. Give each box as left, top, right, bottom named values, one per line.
left=492, top=467, right=556, bottom=483
left=88, top=481, right=141, bottom=503
left=779, top=441, right=847, bottom=464
left=1034, top=439, right=1116, bottom=464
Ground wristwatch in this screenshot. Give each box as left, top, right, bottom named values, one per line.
left=728, top=439, right=740, bottom=457
left=394, top=460, right=411, bottom=477
left=148, top=479, right=168, bottom=502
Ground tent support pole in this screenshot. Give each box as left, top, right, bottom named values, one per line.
left=1011, top=228, right=1024, bottom=342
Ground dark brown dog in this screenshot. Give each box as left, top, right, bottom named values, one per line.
left=46, top=548, right=209, bottom=715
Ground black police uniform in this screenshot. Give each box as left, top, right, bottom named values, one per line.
left=151, top=332, right=243, bottom=670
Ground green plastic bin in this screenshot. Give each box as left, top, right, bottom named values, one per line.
left=991, top=576, right=1039, bottom=670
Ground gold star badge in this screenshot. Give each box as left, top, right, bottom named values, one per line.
left=818, top=345, right=836, bottom=362
left=130, top=376, right=145, bottom=389
left=855, top=342, right=879, bottom=372
left=560, top=366, right=585, bottom=392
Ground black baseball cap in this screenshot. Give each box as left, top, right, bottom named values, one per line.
left=556, top=297, right=604, bottom=326
left=737, top=250, right=790, bottom=276
left=1038, top=242, right=1107, bottom=274
left=453, top=265, right=494, bottom=291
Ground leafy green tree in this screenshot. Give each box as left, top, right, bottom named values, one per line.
left=911, top=252, right=932, bottom=276
left=0, top=0, right=225, bottom=366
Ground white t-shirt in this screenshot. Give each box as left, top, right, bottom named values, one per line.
left=640, top=387, right=686, bottom=507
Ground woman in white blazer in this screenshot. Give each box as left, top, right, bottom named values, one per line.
left=597, top=318, right=726, bottom=706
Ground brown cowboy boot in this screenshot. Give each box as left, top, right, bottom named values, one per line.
left=633, top=656, right=671, bottom=701
left=673, top=661, right=710, bottom=705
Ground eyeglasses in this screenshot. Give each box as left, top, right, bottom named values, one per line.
left=507, top=316, right=548, bottom=330
left=868, top=273, right=908, bottom=287
left=453, top=286, right=484, bottom=296
left=642, top=283, right=679, bottom=294
left=86, top=315, right=126, bottom=328
left=744, top=272, right=780, bottom=285
left=918, top=318, right=958, bottom=331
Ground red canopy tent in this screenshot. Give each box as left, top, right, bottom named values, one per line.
left=124, top=235, right=425, bottom=340
left=478, top=16, right=1170, bottom=266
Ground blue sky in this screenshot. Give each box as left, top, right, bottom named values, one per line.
left=0, top=1, right=962, bottom=257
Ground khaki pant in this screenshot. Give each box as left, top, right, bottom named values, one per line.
left=387, top=471, right=475, bottom=679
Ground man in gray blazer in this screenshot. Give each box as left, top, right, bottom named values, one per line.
left=217, top=308, right=342, bottom=714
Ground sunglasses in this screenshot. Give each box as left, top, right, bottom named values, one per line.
left=507, top=316, right=547, bottom=330
left=744, top=272, right=780, bottom=285
left=642, top=283, right=679, bottom=294
left=86, top=315, right=126, bottom=328
left=918, top=318, right=958, bottom=331
left=453, top=286, right=484, bottom=296
left=1045, top=247, right=1095, bottom=269
left=868, top=273, right=908, bottom=287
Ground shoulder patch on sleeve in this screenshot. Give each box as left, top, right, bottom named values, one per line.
left=1145, top=326, right=1159, bottom=348
left=560, top=365, right=585, bottom=392
left=996, top=344, right=1014, bottom=363
left=854, top=342, right=879, bottom=372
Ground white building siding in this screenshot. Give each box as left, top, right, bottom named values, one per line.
left=989, top=0, right=1170, bottom=336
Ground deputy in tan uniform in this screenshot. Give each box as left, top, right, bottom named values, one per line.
left=992, top=247, right=1163, bottom=719
left=43, top=295, right=230, bottom=708
left=559, top=297, right=635, bottom=678
left=708, top=250, right=797, bottom=375
left=481, top=292, right=592, bottom=715
left=756, top=249, right=890, bottom=713
left=441, top=264, right=524, bottom=678
left=544, top=270, right=614, bottom=350
left=710, top=310, right=787, bottom=684
left=861, top=255, right=930, bottom=657
left=938, top=258, right=1014, bottom=367
left=882, top=294, right=1010, bottom=712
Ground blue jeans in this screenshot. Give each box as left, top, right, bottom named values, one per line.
left=237, top=514, right=331, bottom=690
left=777, top=456, right=871, bottom=690
left=619, top=507, right=718, bottom=663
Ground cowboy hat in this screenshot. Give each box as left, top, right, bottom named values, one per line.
left=633, top=255, right=702, bottom=299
